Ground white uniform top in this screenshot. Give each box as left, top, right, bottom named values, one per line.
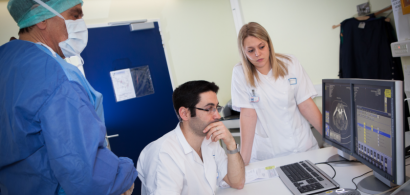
left=136, top=124, right=228, bottom=195
left=231, top=55, right=319, bottom=163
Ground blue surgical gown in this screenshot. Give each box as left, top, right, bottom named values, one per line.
left=0, top=40, right=138, bottom=195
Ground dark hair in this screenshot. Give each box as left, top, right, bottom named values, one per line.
left=18, top=25, right=35, bottom=35
left=172, top=80, right=219, bottom=119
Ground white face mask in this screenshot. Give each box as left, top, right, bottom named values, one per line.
left=33, top=0, right=88, bottom=65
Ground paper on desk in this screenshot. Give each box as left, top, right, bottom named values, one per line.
left=219, top=165, right=278, bottom=188
left=110, top=69, right=136, bottom=102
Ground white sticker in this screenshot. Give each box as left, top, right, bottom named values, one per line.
left=289, top=78, right=297, bottom=85
left=358, top=22, right=366, bottom=29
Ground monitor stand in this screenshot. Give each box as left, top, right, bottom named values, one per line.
left=357, top=171, right=397, bottom=194
left=327, top=149, right=357, bottom=167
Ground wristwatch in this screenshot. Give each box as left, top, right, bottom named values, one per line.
left=226, top=144, right=240, bottom=154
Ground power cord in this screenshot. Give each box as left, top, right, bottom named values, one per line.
left=352, top=171, right=372, bottom=190
left=317, top=160, right=361, bottom=164
left=314, top=160, right=362, bottom=179
left=315, top=162, right=336, bottom=178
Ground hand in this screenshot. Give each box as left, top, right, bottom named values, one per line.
left=203, top=122, right=236, bottom=150
left=121, top=183, right=134, bottom=195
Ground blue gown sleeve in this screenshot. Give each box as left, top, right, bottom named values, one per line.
left=38, top=80, right=137, bottom=195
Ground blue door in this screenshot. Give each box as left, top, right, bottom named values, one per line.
left=82, top=22, right=178, bottom=194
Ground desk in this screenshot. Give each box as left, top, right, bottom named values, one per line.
left=216, top=147, right=410, bottom=195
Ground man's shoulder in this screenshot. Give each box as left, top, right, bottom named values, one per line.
left=138, top=129, right=186, bottom=174
left=1, top=40, right=48, bottom=58
left=0, top=40, right=64, bottom=71
left=141, top=130, right=180, bottom=156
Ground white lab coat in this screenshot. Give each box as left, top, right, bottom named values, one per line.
left=136, top=124, right=228, bottom=195
left=231, top=55, right=319, bottom=163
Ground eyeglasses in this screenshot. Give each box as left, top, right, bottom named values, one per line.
left=195, top=105, right=223, bottom=114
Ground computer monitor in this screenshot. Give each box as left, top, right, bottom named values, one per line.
left=322, top=79, right=355, bottom=160
left=323, top=79, right=405, bottom=190
left=352, top=79, right=405, bottom=188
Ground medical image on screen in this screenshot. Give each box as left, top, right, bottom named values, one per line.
left=324, top=83, right=352, bottom=150
left=355, top=85, right=393, bottom=175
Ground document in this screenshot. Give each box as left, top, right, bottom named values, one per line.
left=391, top=0, right=410, bottom=41
left=219, top=165, right=278, bottom=188
left=110, top=69, right=136, bottom=102
left=404, top=64, right=410, bottom=94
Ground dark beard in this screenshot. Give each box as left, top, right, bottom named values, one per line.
left=188, top=117, right=220, bottom=137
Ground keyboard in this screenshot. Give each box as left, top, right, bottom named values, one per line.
left=276, top=160, right=340, bottom=195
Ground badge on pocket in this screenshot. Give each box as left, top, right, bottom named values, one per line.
left=250, top=89, right=260, bottom=103
left=289, top=78, right=297, bottom=85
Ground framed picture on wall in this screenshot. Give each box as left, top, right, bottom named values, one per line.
left=401, top=0, right=410, bottom=14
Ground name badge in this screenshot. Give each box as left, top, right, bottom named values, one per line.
left=289, top=78, right=297, bottom=85
left=250, top=89, right=260, bottom=103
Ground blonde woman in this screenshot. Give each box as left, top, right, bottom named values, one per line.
left=231, top=22, right=322, bottom=165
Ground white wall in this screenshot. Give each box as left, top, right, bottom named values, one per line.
left=0, top=1, right=18, bottom=44
left=0, top=0, right=396, bottom=107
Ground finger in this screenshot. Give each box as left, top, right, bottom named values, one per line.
left=206, top=126, right=219, bottom=139
left=212, top=128, right=226, bottom=142
left=204, top=121, right=224, bottom=132
left=203, top=122, right=218, bottom=134
left=212, top=129, right=225, bottom=142
left=212, top=133, right=224, bottom=142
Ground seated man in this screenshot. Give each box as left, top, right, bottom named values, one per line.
left=137, top=80, right=245, bottom=194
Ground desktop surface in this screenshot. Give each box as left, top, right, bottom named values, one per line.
left=216, top=134, right=410, bottom=195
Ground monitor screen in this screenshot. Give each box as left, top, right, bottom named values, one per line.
left=354, top=84, right=393, bottom=175
left=323, top=81, right=354, bottom=153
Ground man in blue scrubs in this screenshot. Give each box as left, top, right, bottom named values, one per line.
left=0, top=1, right=137, bottom=194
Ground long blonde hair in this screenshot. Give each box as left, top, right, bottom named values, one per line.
left=237, top=22, right=289, bottom=87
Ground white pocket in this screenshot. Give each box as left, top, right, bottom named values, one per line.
left=251, top=134, right=274, bottom=162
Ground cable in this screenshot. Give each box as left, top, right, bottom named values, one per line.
left=315, top=162, right=337, bottom=178
left=313, top=160, right=362, bottom=179
left=352, top=171, right=372, bottom=190
left=315, top=160, right=361, bottom=164
left=315, top=160, right=346, bottom=164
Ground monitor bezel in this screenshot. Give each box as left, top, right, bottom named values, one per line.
left=350, top=79, right=404, bottom=185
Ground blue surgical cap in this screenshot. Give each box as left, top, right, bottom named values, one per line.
left=8, top=0, right=84, bottom=29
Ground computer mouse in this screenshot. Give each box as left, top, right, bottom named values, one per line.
left=317, top=188, right=361, bottom=195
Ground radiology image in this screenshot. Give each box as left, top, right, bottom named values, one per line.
left=333, top=102, right=348, bottom=130
left=328, top=99, right=352, bottom=147
left=324, top=83, right=352, bottom=149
